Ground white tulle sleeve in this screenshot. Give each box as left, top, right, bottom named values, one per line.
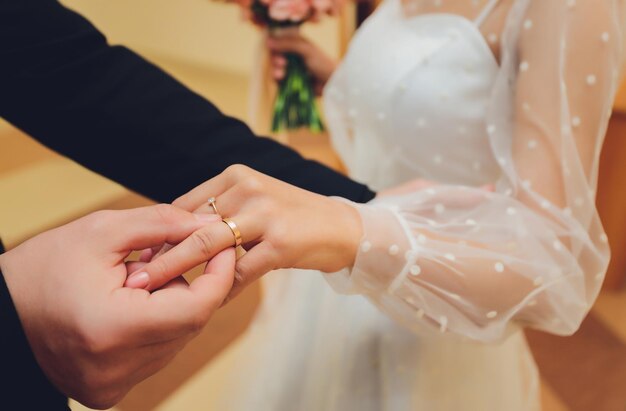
left=325, top=0, right=624, bottom=342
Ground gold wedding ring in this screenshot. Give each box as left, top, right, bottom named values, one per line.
left=222, top=218, right=243, bottom=247
left=207, top=197, right=219, bottom=215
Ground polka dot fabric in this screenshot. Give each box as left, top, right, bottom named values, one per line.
left=324, top=0, right=625, bottom=342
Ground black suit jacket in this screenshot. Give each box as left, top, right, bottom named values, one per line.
left=0, top=0, right=375, bottom=408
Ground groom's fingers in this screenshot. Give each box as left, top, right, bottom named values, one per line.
left=95, top=204, right=220, bottom=252
left=126, top=221, right=238, bottom=291
left=120, top=249, right=235, bottom=343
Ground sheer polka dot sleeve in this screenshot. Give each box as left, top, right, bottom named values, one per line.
left=324, top=0, right=625, bottom=342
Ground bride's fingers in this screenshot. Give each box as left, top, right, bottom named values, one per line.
left=126, top=214, right=262, bottom=292
left=172, top=165, right=250, bottom=212
left=172, top=176, right=229, bottom=211
left=192, top=185, right=248, bottom=220
left=223, top=241, right=279, bottom=304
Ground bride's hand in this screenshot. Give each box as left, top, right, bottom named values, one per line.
left=267, top=32, right=336, bottom=96
left=126, top=165, right=362, bottom=297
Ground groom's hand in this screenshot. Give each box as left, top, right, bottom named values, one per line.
left=0, top=205, right=235, bottom=409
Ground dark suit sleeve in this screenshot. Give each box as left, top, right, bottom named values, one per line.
left=0, top=242, right=69, bottom=409
left=0, top=0, right=375, bottom=204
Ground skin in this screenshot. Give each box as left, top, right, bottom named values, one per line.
left=125, top=166, right=492, bottom=304
left=0, top=205, right=235, bottom=409
left=126, top=165, right=363, bottom=300
left=126, top=2, right=507, bottom=299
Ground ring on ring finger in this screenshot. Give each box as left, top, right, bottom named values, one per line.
left=222, top=218, right=243, bottom=247
left=207, top=197, right=220, bottom=215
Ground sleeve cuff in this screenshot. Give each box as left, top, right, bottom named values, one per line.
left=323, top=200, right=411, bottom=295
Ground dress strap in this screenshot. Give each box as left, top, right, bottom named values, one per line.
left=474, top=0, right=501, bottom=27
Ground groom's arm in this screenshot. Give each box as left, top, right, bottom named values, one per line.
left=0, top=0, right=375, bottom=204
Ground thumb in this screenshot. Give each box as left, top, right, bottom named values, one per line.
left=119, top=248, right=235, bottom=344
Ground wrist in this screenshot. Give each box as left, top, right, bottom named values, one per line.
left=333, top=199, right=362, bottom=269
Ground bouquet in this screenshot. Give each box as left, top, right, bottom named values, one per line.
left=231, top=0, right=337, bottom=133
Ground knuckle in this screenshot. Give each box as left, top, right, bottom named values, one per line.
left=190, top=229, right=216, bottom=260
left=83, top=338, right=109, bottom=357
left=171, top=196, right=185, bottom=209
left=240, top=175, right=264, bottom=194
left=152, top=203, right=178, bottom=223
left=187, top=310, right=209, bottom=335
left=75, top=324, right=113, bottom=357
left=234, top=260, right=254, bottom=285
left=225, top=164, right=250, bottom=178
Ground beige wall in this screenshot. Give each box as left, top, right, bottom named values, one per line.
left=60, top=0, right=342, bottom=76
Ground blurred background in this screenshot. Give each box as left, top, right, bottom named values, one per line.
left=1, top=0, right=626, bottom=410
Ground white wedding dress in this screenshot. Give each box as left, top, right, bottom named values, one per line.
left=204, top=0, right=624, bottom=410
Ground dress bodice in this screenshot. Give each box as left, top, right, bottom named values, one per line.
left=324, top=0, right=501, bottom=190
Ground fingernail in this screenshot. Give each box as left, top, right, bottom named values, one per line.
left=125, top=272, right=149, bottom=289
left=195, top=213, right=221, bottom=223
